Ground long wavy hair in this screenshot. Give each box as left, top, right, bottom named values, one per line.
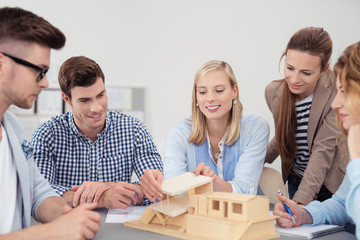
left=333, top=41, right=360, bottom=158
left=189, top=60, right=243, bottom=145
left=277, top=27, right=333, bottom=173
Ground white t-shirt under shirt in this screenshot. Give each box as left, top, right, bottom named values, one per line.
left=0, top=124, right=17, bottom=234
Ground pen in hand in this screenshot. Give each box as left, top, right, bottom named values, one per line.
left=277, top=190, right=296, bottom=224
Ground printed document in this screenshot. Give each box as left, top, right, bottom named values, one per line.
left=105, top=206, right=147, bottom=223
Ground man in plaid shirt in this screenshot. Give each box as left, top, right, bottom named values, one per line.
left=31, top=56, right=163, bottom=209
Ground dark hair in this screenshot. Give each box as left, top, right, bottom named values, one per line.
left=277, top=27, right=333, bottom=173
left=0, top=7, right=65, bottom=49
left=281, top=27, right=332, bottom=71
left=58, top=56, right=105, bottom=99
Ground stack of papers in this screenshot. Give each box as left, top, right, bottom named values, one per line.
left=105, top=206, right=147, bottom=223
left=275, top=224, right=344, bottom=239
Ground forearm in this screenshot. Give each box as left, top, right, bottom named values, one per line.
left=0, top=224, right=56, bottom=240
left=62, top=190, right=76, bottom=206
left=303, top=194, right=349, bottom=226
left=300, top=208, right=314, bottom=224
left=1, top=203, right=101, bottom=240
left=37, top=196, right=68, bottom=223
left=293, top=174, right=324, bottom=205
left=294, top=140, right=339, bottom=203
left=133, top=122, right=163, bottom=179
left=48, top=183, right=72, bottom=197
left=233, top=116, right=270, bottom=194
left=293, top=149, right=337, bottom=204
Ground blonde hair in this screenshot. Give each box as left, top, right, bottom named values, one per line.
left=333, top=41, right=360, bottom=157
left=189, top=60, right=243, bottom=145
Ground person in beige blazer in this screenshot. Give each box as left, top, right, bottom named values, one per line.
left=264, top=27, right=346, bottom=205
left=273, top=40, right=360, bottom=239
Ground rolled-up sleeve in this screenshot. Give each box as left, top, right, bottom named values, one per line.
left=303, top=173, right=352, bottom=226
left=229, top=116, right=270, bottom=194
left=346, top=159, right=360, bottom=238
left=30, top=158, right=59, bottom=221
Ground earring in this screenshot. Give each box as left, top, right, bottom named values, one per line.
left=233, top=99, right=237, bottom=105
left=196, top=103, right=199, bottom=107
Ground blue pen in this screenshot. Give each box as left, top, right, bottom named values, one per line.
left=277, top=190, right=296, bottom=224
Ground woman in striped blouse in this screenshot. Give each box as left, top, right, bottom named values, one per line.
left=274, top=40, right=360, bottom=239
left=264, top=27, right=345, bottom=205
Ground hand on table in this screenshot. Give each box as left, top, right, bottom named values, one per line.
left=47, top=202, right=101, bottom=240
left=72, top=181, right=111, bottom=207
left=98, top=181, right=143, bottom=209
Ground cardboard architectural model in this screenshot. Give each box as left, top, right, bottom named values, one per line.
left=125, top=172, right=279, bottom=240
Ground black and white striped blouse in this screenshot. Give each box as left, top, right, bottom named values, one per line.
left=292, top=94, right=314, bottom=177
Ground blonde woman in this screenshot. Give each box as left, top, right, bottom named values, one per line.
left=140, top=60, right=269, bottom=202
left=163, top=60, right=269, bottom=194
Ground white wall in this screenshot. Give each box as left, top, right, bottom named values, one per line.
left=2, top=0, right=360, bottom=172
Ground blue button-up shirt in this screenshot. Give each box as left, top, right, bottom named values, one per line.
left=163, top=114, right=269, bottom=194
left=304, top=159, right=359, bottom=238
left=31, top=110, right=163, bottom=204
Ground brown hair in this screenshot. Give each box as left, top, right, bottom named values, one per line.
left=189, top=60, right=243, bottom=145
left=333, top=41, right=360, bottom=156
left=0, top=7, right=65, bottom=49
left=58, top=56, right=105, bottom=99
left=277, top=27, right=333, bottom=173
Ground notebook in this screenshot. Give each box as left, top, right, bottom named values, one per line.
left=275, top=224, right=344, bottom=239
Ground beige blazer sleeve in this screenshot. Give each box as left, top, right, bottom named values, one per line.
left=264, top=76, right=346, bottom=205
left=264, top=80, right=283, bottom=164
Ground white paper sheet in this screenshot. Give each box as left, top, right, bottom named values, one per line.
left=105, top=206, right=147, bottom=223
left=275, top=224, right=344, bottom=239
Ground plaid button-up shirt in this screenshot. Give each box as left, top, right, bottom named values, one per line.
left=31, top=110, right=163, bottom=205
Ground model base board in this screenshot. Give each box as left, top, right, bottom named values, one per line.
left=125, top=172, right=279, bottom=240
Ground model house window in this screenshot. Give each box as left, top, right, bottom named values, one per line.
left=212, top=200, right=220, bottom=210
left=232, top=203, right=243, bottom=214
left=224, top=201, right=228, bottom=218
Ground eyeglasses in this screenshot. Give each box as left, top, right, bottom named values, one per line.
left=1, top=52, right=49, bottom=82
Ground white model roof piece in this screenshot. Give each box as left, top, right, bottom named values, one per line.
left=161, top=172, right=212, bottom=196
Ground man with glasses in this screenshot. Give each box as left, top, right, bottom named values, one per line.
left=0, top=7, right=100, bottom=238
left=0, top=52, right=49, bottom=82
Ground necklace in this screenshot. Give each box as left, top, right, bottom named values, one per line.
left=211, top=143, right=221, bottom=160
